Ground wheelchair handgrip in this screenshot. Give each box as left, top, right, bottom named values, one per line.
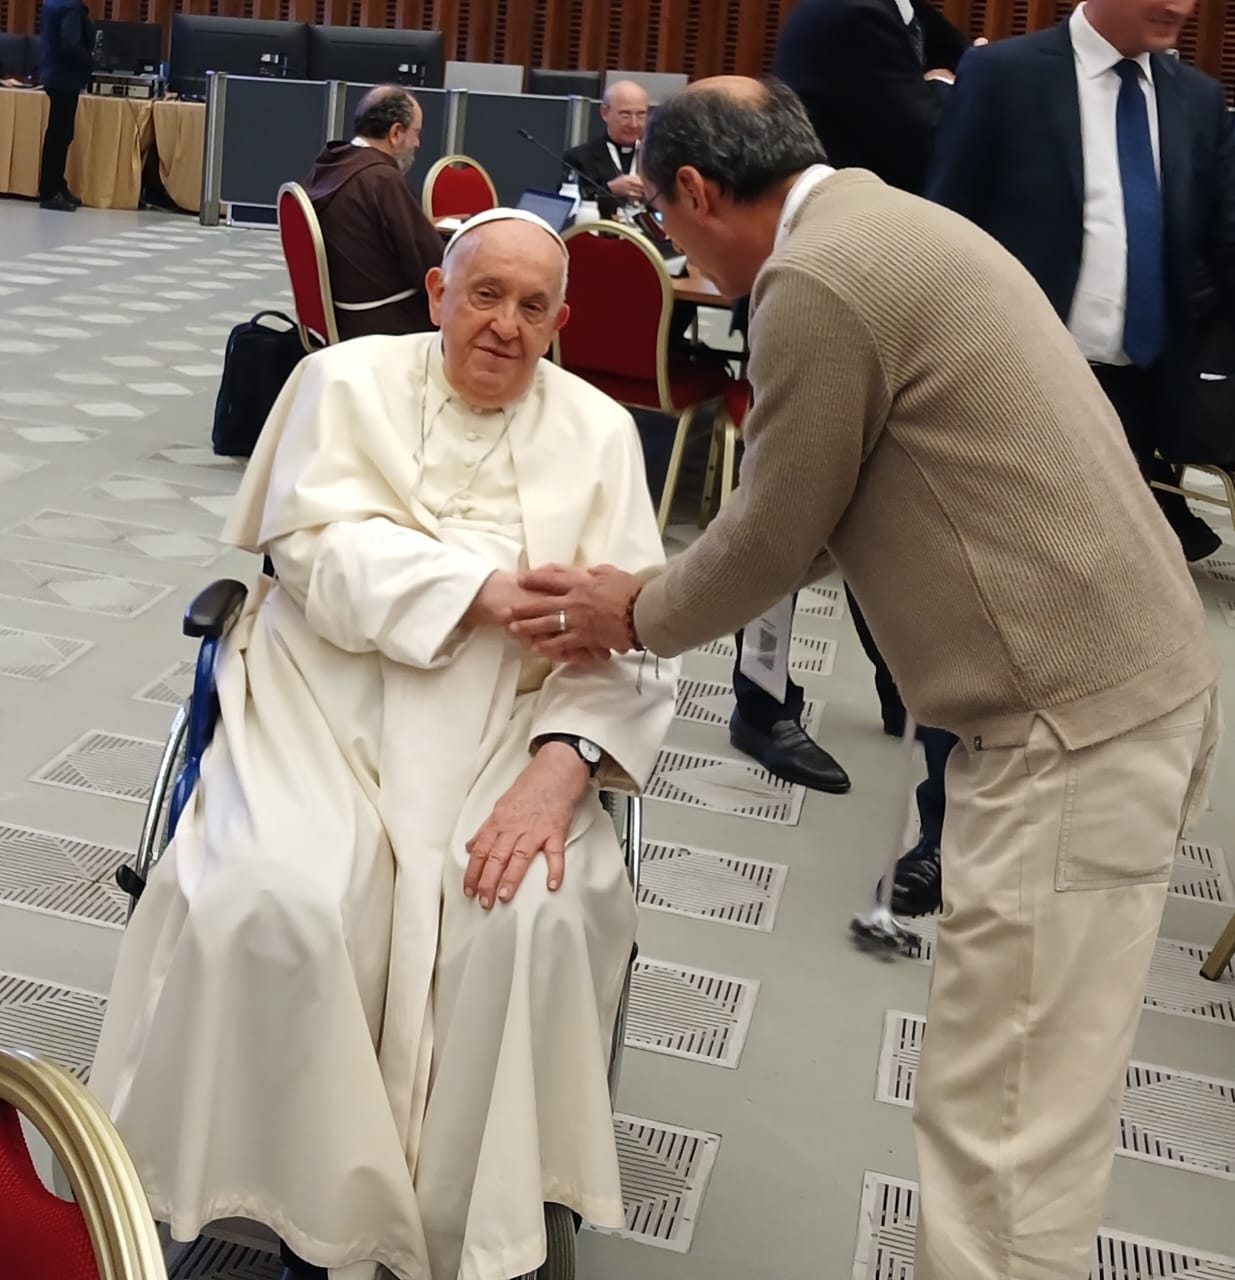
left=183, top=579, right=249, bottom=640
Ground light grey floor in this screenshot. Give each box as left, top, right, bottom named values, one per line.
left=0, top=198, right=1233, bottom=1280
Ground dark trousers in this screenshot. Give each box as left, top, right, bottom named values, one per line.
left=846, top=584, right=903, bottom=731
left=39, top=88, right=79, bottom=202
left=732, top=595, right=806, bottom=730
left=847, top=583, right=958, bottom=851
left=915, top=726, right=957, bottom=851
left=1091, top=362, right=1211, bottom=540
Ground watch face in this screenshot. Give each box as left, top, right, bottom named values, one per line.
left=578, top=737, right=603, bottom=764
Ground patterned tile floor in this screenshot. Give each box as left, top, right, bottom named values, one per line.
left=0, top=201, right=1232, bottom=1278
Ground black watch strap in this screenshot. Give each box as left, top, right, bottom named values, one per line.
left=536, top=733, right=601, bottom=776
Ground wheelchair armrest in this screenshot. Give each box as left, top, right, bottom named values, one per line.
left=183, top=579, right=249, bottom=640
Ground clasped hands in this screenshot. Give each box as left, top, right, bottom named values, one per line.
left=460, top=563, right=639, bottom=911
left=462, top=564, right=641, bottom=665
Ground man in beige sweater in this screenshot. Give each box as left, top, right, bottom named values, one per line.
left=512, top=78, right=1221, bottom=1280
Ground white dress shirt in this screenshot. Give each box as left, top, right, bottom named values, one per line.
left=1067, top=3, right=1160, bottom=366
left=893, top=0, right=914, bottom=24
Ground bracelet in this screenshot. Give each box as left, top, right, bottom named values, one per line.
left=625, top=586, right=646, bottom=652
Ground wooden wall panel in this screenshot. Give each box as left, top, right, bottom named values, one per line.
left=5, top=0, right=1232, bottom=101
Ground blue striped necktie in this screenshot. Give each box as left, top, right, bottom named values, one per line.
left=1115, top=58, right=1165, bottom=368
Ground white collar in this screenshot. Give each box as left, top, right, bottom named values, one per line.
left=606, top=138, right=639, bottom=175
left=350, top=136, right=373, bottom=148
left=775, top=165, right=836, bottom=249
left=893, top=0, right=915, bottom=24
left=1070, top=4, right=1153, bottom=82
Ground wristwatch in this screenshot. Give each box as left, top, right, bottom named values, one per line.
left=536, top=733, right=603, bottom=777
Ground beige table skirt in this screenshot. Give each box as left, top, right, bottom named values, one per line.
left=0, top=85, right=48, bottom=198
left=152, top=99, right=204, bottom=213
left=0, top=86, right=205, bottom=213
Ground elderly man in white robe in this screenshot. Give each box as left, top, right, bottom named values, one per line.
left=90, top=209, right=678, bottom=1280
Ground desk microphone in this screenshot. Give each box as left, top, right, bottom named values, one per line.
left=516, top=128, right=620, bottom=218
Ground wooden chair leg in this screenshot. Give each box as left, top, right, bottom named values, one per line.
left=719, top=412, right=738, bottom=508
left=698, top=416, right=723, bottom=528
left=1200, top=912, right=1235, bottom=981
left=1214, top=466, right=1235, bottom=525
left=657, top=405, right=697, bottom=535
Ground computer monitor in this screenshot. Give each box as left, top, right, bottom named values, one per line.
left=305, top=26, right=444, bottom=89
left=526, top=68, right=602, bottom=99
left=516, top=189, right=575, bottom=234
left=95, top=20, right=163, bottom=75
left=168, top=15, right=308, bottom=100
left=0, top=33, right=34, bottom=81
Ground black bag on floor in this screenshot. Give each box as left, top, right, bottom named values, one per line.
left=212, top=310, right=309, bottom=458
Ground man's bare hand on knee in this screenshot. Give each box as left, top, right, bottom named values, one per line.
left=464, top=743, right=590, bottom=909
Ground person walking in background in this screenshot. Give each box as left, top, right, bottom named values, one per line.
left=38, top=0, right=93, bottom=213
left=929, top=0, right=1232, bottom=564
left=773, top=0, right=979, bottom=908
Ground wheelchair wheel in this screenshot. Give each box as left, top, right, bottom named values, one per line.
left=537, top=1202, right=576, bottom=1280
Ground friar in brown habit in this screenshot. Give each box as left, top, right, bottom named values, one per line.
left=303, top=84, right=444, bottom=341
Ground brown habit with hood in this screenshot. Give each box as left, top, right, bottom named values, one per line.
left=304, top=141, right=443, bottom=341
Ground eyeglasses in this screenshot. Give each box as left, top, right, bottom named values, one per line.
left=613, top=110, right=648, bottom=123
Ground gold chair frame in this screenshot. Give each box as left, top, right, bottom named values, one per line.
left=276, top=180, right=340, bottom=350
left=421, top=154, right=499, bottom=220
left=0, top=1047, right=167, bottom=1280
left=1151, top=461, right=1235, bottom=522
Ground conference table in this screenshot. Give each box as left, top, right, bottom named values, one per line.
left=672, top=264, right=731, bottom=307
left=0, top=86, right=205, bottom=212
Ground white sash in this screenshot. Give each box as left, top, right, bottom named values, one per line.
left=335, top=286, right=419, bottom=313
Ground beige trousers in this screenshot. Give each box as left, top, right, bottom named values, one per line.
left=914, top=687, right=1221, bottom=1280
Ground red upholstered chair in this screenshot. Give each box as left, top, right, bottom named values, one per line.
left=0, top=1047, right=167, bottom=1280
left=556, top=220, right=735, bottom=532
left=422, top=155, right=498, bottom=220
left=277, top=181, right=339, bottom=350
left=700, top=376, right=752, bottom=525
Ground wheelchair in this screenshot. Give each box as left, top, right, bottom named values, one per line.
left=115, top=577, right=643, bottom=1280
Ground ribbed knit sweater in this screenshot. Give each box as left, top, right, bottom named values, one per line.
left=634, top=170, right=1216, bottom=750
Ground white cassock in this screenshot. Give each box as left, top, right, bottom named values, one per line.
left=90, top=333, right=678, bottom=1280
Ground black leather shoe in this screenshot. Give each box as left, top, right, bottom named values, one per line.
left=729, top=711, right=851, bottom=792
left=39, top=192, right=77, bottom=212
left=879, top=840, right=942, bottom=917
left=60, top=185, right=82, bottom=208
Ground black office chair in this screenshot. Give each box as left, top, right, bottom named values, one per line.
left=526, top=68, right=602, bottom=98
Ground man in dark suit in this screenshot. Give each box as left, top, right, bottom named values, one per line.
left=775, top=0, right=969, bottom=196
left=735, top=0, right=973, bottom=811
left=562, top=79, right=650, bottom=204
left=38, top=0, right=94, bottom=212
left=929, top=0, right=1231, bottom=563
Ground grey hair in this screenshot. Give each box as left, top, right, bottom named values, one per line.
left=641, top=78, right=826, bottom=204
left=353, top=84, right=417, bottom=140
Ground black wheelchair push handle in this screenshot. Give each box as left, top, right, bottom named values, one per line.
left=183, top=579, right=249, bottom=640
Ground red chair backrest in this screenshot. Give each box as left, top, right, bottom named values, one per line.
left=277, top=183, right=336, bottom=348
left=0, top=1101, right=99, bottom=1280
left=558, top=225, right=669, bottom=385
left=426, top=160, right=497, bottom=218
